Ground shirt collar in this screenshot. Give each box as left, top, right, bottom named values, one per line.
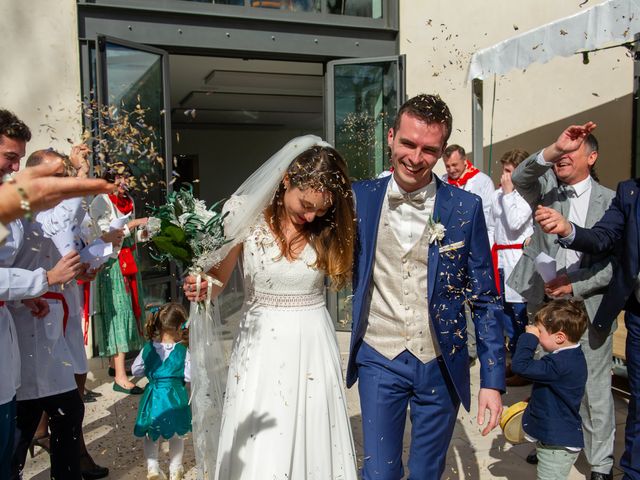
left=389, top=174, right=436, bottom=198
left=564, top=175, right=592, bottom=198
left=552, top=343, right=581, bottom=354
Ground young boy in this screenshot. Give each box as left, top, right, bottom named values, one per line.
left=490, top=149, right=533, bottom=386
left=511, top=299, right=588, bottom=480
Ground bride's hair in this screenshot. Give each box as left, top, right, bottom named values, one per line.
left=266, top=145, right=355, bottom=290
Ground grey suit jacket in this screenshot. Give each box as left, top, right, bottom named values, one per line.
left=507, top=151, right=616, bottom=327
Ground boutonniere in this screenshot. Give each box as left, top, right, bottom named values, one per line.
left=427, top=217, right=446, bottom=244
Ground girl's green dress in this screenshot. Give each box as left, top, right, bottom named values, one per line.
left=93, top=236, right=145, bottom=357
left=134, top=341, right=192, bottom=440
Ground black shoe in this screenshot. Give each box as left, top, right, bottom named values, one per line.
left=80, top=454, right=109, bottom=479
left=590, top=472, right=613, bottom=480
left=83, top=389, right=102, bottom=399
left=83, top=394, right=97, bottom=403
left=108, top=367, right=132, bottom=377
left=525, top=449, right=538, bottom=465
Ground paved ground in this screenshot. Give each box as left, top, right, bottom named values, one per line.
left=23, top=332, right=629, bottom=479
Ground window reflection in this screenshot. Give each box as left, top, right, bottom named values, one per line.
left=182, top=0, right=383, bottom=18
left=328, top=0, right=381, bottom=18
left=251, top=0, right=320, bottom=11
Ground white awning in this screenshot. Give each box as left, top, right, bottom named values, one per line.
left=467, top=0, right=640, bottom=82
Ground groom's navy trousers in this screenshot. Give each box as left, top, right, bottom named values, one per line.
left=357, top=343, right=459, bottom=479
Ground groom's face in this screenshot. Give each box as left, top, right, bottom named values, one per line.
left=388, top=113, right=447, bottom=193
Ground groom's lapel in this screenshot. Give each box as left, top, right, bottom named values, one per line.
left=362, top=176, right=390, bottom=280
left=428, top=177, right=454, bottom=302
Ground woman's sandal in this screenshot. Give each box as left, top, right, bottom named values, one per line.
left=28, top=434, right=50, bottom=457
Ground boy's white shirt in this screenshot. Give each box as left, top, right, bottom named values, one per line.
left=491, top=187, right=534, bottom=303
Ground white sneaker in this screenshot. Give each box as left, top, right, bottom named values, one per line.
left=170, top=466, right=185, bottom=480
left=147, top=466, right=167, bottom=480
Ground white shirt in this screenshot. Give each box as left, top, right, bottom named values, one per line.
left=491, top=187, right=534, bottom=303
left=442, top=171, right=495, bottom=244
left=131, top=342, right=192, bottom=382
left=8, top=220, right=77, bottom=401
left=387, top=176, right=436, bottom=252
left=534, top=152, right=592, bottom=274
left=562, top=176, right=592, bottom=273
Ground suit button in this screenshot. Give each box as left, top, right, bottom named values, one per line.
left=406, top=336, right=411, bottom=341
left=405, top=305, right=410, bottom=310
left=402, top=258, right=408, bottom=264
left=404, top=289, right=409, bottom=295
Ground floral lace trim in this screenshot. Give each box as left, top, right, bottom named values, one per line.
left=246, top=288, right=325, bottom=309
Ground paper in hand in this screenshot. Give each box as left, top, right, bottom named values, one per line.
left=534, top=252, right=557, bottom=283
left=51, top=226, right=84, bottom=256
left=79, top=239, right=113, bottom=270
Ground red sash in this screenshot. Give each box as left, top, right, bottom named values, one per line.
left=79, top=280, right=91, bottom=345
left=42, top=292, right=69, bottom=336
left=491, top=243, right=524, bottom=294
left=447, top=160, right=480, bottom=187
left=0, top=301, right=4, bottom=307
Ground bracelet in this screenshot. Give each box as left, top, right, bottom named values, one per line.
left=2, top=174, right=32, bottom=221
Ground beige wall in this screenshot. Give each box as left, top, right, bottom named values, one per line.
left=400, top=0, right=634, bottom=189
left=1, top=0, right=82, bottom=156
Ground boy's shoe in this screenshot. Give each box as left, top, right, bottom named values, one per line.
left=170, top=466, right=185, bottom=480
left=147, top=466, right=167, bottom=480
left=590, top=472, right=613, bottom=480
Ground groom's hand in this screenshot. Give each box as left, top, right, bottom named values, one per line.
left=477, top=388, right=503, bottom=436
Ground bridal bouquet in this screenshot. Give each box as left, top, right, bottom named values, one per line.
left=147, top=185, right=228, bottom=274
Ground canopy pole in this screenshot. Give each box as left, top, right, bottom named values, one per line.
left=472, top=78, right=484, bottom=172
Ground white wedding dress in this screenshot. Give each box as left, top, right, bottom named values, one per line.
left=214, top=216, right=358, bottom=480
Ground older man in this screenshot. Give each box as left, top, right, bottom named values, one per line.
left=508, top=122, right=616, bottom=480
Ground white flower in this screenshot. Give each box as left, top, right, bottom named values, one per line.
left=427, top=218, right=446, bottom=244
left=145, top=216, right=162, bottom=237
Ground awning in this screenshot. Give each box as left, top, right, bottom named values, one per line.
left=467, top=0, right=640, bottom=82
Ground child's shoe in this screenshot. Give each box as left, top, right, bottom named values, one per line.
left=147, top=466, right=167, bottom=480
left=170, top=466, right=184, bottom=480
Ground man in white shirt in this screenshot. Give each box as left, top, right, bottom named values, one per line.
left=507, top=128, right=616, bottom=480
left=442, top=144, right=495, bottom=241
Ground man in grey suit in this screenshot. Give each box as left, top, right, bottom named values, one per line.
left=507, top=124, right=616, bottom=480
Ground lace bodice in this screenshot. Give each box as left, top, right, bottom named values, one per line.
left=242, top=216, right=325, bottom=309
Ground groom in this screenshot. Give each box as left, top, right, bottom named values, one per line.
left=348, top=94, right=505, bottom=479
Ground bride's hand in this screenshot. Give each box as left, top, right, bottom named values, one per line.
left=183, top=275, right=210, bottom=302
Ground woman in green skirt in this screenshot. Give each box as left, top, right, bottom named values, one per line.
left=89, top=165, right=148, bottom=394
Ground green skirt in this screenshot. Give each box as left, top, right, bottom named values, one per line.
left=93, top=254, right=145, bottom=357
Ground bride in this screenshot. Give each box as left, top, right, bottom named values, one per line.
left=184, top=136, right=358, bottom=480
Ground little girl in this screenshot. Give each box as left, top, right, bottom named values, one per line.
left=132, top=303, right=192, bottom=480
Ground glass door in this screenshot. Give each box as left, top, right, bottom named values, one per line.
left=325, top=54, right=405, bottom=330
left=96, top=35, right=176, bottom=305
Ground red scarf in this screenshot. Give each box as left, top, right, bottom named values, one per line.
left=447, top=160, right=480, bottom=187
left=107, top=194, right=143, bottom=334
left=108, top=193, right=134, bottom=215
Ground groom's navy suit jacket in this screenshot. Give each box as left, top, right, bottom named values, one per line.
left=569, top=178, right=640, bottom=332
left=347, top=175, right=505, bottom=410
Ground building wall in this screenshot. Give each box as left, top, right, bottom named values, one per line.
left=1, top=0, right=82, bottom=155
left=400, top=1, right=634, bottom=189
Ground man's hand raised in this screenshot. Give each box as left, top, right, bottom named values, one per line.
left=542, top=122, right=597, bottom=163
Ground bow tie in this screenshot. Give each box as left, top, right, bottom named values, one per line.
left=388, top=190, right=428, bottom=209
left=558, top=184, right=576, bottom=198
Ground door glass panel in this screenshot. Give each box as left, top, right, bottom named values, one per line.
left=327, top=56, right=404, bottom=330
left=333, top=60, right=399, bottom=180
left=99, top=39, right=172, bottom=300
